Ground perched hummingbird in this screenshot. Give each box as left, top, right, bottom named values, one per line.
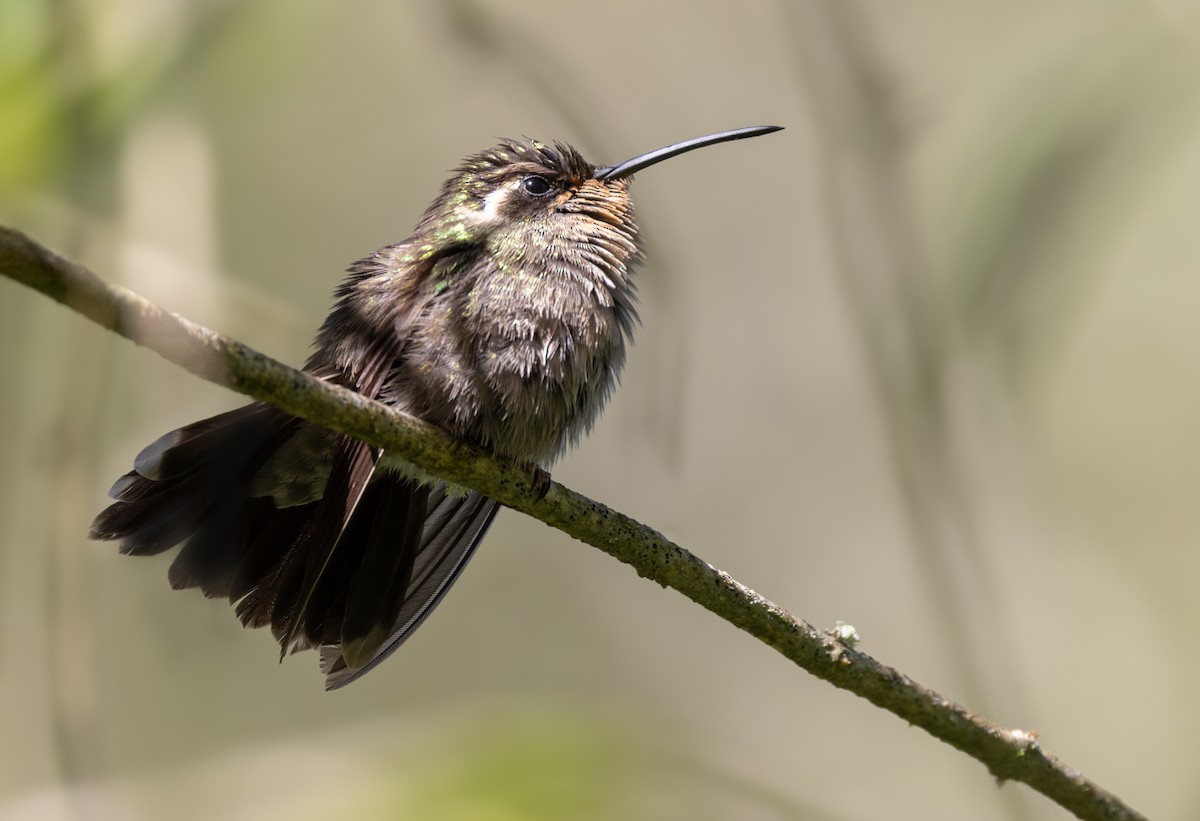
left=90, top=125, right=782, bottom=689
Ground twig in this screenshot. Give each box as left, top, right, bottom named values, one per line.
left=0, top=224, right=1147, bottom=821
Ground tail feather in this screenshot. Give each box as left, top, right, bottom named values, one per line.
left=231, top=503, right=313, bottom=626
left=338, top=477, right=429, bottom=669
left=132, top=406, right=278, bottom=480
left=106, top=470, right=163, bottom=502
left=321, top=487, right=500, bottom=689
left=92, top=470, right=224, bottom=557
left=230, top=502, right=307, bottom=602
left=92, top=405, right=298, bottom=558
left=167, top=494, right=276, bottom=598
left=272, top=438, right=378, bottom=653
left=92, top=403, right=500, bottom=687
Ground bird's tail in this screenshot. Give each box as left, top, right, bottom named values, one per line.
left=91, top=403, right=501, bottom=687
left=90, top=403, right=303, bottom=600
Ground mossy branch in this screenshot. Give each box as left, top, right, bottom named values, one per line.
left=0, top=224, right=1146, bottom=821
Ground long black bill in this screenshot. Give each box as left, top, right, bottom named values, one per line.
left=592, top=125, right=783, bottom=181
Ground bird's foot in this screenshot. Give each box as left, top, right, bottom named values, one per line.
left=525, top=463, right=552, bottom=501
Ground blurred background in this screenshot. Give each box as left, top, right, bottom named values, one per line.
left=1, top=1, right=1198, bottom=819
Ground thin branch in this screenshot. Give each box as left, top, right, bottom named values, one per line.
left=0, top=224, right=1146, bottom=821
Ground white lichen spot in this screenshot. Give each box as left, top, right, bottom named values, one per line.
left=831, top=621, right=861, bottom=646
left=1008, top=728, right=1040, bottom=754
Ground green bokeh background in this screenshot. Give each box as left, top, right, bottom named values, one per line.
left=3, top=2, right=1199, bottom=819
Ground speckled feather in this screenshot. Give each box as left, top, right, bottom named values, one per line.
left=326, top=139, right=641, bottom=465
left=91, top=138, right=643, bottom=688
left=90, top=126, right=780, bottom=687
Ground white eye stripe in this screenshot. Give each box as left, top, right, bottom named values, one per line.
left=472, top=176, right=561, bottom=226
left=476, top=186, right=513, bottom=223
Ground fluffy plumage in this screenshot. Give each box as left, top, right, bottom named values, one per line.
left=91, top=137, right=642, bottom=688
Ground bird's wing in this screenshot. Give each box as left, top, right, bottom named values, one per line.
left=320, top=483, right=501, bottom=689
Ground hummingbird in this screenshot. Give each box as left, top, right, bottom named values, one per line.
left=90, top=125, right=783, bottom=689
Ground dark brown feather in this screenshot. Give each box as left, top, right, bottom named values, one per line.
left=321, top=487, right=500, bottom=689
left=90, top=405, right=298, bottom=558
left=338, top=476, right=429, bottom=669
left=89, top=127, right=741, bottom=685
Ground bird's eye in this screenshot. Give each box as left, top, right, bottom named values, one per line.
left=521, top=175, right=554, bottom=197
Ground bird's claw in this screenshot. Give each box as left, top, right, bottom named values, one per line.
left=527, top=464, right=552, bottom=501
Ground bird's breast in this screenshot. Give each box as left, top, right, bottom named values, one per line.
left=468, top=272, right=632, bottom=463
left=383, top=261, right=634, bottom=465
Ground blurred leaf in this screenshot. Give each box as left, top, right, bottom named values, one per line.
left=318, top=714, right=641, bottom=821
left=0, top=4, right=58, bottom=191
